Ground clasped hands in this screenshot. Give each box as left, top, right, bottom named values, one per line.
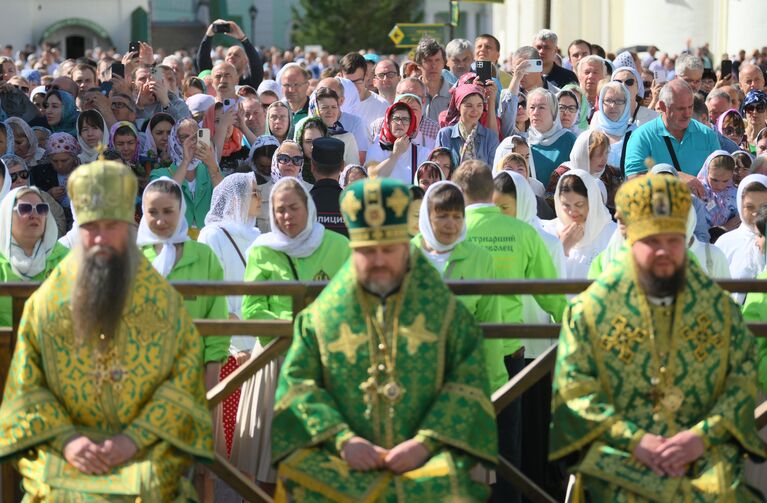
left=63, top=434, right=137, bottom=475
left=633, top=430, right=705, bottom=477
left=340, top=436, right=430, bottom=474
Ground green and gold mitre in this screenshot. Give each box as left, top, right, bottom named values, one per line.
left=68, top=160, right=138, bottom=226
left=615, top=174, right=691, bottom=244
left=340, top=178, right=412, bottom=248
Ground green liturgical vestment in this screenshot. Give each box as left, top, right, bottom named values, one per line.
left=271, top=251, right=498, bottom=502
left=550, top=251, right=765, bottom=502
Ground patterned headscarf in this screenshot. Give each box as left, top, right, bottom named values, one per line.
left=109, top=121, right=140, bottom=164
left=168, top=119, right=202, bottom=171
left=45, top=132, right=81, bottom=159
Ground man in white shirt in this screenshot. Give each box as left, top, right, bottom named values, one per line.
left=340, top=52, right=389, bottom=132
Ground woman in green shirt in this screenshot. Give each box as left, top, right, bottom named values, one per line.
left=0, top=186, right=68, bottom=326
left=233, top=176, right=349, bottom=490
left=410, top=181, right=506, bottom=391
left=137, top=177, right=229, bottom=381
left=150, top=118, right=223, bottom=237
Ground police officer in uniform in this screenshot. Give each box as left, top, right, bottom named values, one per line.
left=309, top=136, right=348, bottom=236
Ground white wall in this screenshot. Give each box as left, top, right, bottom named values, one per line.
left=2, top=0, right=149, bottom=52
left=490, top=0, right=767, bottom=69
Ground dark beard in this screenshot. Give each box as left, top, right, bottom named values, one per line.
left=71, top=237, right=138, bottom=346
left=637, top=260, right=687, bottom=298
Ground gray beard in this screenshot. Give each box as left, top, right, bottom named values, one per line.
left=71, top=230, right=138, bottom=346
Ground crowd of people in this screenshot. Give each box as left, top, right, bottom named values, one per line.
left=0, top=17, right=766, bottom=502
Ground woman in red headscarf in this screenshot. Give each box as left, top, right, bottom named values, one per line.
left=203, top=102, right=250, bottom=176
left=365, top=100, right=429, bottom=183
left=439, top=72, right=501, bottom=133
left=435, top=82, right=500, bottom=167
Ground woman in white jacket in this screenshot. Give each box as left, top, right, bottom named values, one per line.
left=197, top=172, right=261, bottom=457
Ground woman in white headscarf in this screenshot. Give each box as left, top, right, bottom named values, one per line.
left=75, top=109, right=109, bottom=164
left=410, top=180, right=507, bottom=392
left=0, top=186, right=68, bottom=325
left=525, top=87, right=577, bottom=188
left=542, top=169, right=616, bottom=278
left=715, top=174, right=767, bottom=303
left=233, top=176, right=350, bottom=488
left=197, top=172, right=262, bottom=458
left=493, top=168, right=566, bottom=350
left=5, top=118, right=45, bottom=167
left=137, top=176, right=229, bottom=373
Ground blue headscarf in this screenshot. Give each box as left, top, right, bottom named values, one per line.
left=46, top=90, right=78, bottom=136
left=591, top=82, right=632, bottom=137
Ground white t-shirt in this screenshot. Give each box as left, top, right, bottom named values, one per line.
left=366, top=137, right=428, bottom=184
left=356, top=92, right=390, bottom=132
left=423, top=249, right=452, bottom=273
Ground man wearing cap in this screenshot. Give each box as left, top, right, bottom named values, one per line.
left=550, top=175, right=765, bottom=501
left=271, top=178, right=497, bottom=500
left=0, top=161, right=213, bottom=499
left=309, top=136, right=347, bottom=237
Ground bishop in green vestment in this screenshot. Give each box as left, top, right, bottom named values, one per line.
left=272, top=178, right=498, bottom=502
left=550, top=175, right=765, bottom=502
left=0, top=161, right=213, bottom=502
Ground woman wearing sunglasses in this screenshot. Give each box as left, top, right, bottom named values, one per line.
left=742, top=90, right=767, bottom=154
left=611, top=66, right=658, bottom=127
left=0, top=186, right=68, bottom=326
left=1, top=154, right=66, bottom=237
left=716, top=109, right=748, bottom=150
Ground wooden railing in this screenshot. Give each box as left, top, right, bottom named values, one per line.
left=3, top=278, right=767, bottom=503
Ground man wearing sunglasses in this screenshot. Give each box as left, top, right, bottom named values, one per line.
left=0, top=160, right=214, bottom=499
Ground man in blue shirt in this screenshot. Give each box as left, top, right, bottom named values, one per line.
left=624, top=80, right=719, bottom=197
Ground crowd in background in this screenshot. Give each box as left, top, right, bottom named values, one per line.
left=4, top=20, right=767, bottom=501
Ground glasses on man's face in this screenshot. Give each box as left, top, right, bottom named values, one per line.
left=111, top=102, right=129, bottom=110
left=9, top=171, right=29, bottom=182
left=14, top=202, right=49, bottom=216
left=13, top=85, right=29, bottom=93
left=603, top=98, right=627, bottom=107
left=613, top=78, right=635, bottom=88
left=390, top=115, right=411, bottom=125
left=745, top=104, right=767, bottom=114
left=723, top=126, right=745, bottom=137
left=43, top=84, right=60, bottom=92
left=558, top=105, right=578, bottom=114
left=282, top=82, right=307, bottom=90
left=276, top=154, right=304, bottom=166
left=375, top=71, right=397, bottom=80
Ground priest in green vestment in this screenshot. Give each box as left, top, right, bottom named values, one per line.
left=0, top=161, right=214, bottom=502
left=272, top=178, right=498, bottom=502
left=550, top=174, right=766, bottom=502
